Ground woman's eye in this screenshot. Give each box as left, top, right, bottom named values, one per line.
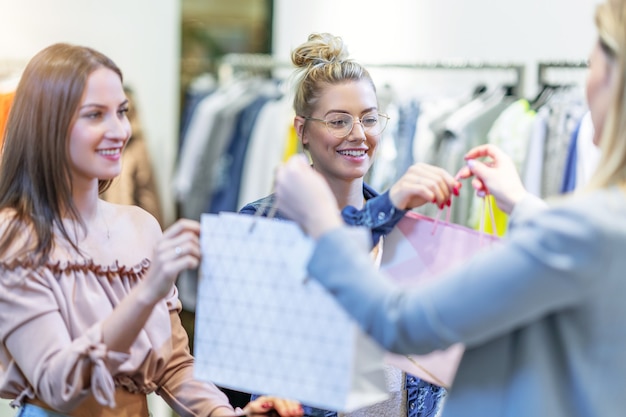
left=328, top=118, right=349, bottom=128
left=362, top=115, right=378, bottom=126
left=84, top=112, right=101, bottom=119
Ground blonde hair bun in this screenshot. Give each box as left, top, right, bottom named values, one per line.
left=291, top=32, right=350, bottom=68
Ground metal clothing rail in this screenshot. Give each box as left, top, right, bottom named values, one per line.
left=217, top=53, right=526, bottom=94
left=537, top=60, right=588, bottom=87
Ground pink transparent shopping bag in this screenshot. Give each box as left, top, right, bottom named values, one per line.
left=381, top=208, right=500, bottom=388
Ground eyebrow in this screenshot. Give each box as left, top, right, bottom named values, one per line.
left=79, top=99, right=129, bottom=110
left=323, top=107, right=378, bottom=116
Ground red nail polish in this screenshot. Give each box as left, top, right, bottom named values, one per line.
left=446, top=200, right=451, bottom=207
left=262, top=402, right=272, bottom=409
left=453, top=187, right=459, bottom=196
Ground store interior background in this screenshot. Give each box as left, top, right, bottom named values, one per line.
left=0, top=0, right=599, bottom=415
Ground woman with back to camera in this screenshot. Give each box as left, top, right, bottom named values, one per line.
left=272, top=0, right=626, bottom=416
left=240, top=33, right=460, bottom=417
left=0, top=43, right=302, bottom=417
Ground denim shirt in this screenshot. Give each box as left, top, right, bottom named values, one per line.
left=239, top=183, right=404, bottom=248
left=239, top=184, right=445, bottom=417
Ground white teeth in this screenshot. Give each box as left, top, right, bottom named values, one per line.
left=338, top=150, right=366, bottom=157
left=98, top=149, right=120, bottom=156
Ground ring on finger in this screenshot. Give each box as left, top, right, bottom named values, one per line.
left=175, top=246, right=183, bottom=256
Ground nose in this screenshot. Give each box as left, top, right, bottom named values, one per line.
left=347, top=119, right=366, bottom=141
left=105, top=116, right=131, bottom=141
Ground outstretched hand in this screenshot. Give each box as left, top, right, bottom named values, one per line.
left=389, top=163, right=461, bottom=210
left=456, top=144, right=528, bottom=214
left=274, top=154, right=344, bottom=239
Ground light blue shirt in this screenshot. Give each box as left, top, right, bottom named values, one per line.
left=308, top=188, right=626, bottom=417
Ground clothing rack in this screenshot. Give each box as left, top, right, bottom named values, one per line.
left=537, top=60, right=588, bottom=87
left=217, top=53, right=526, bottom=95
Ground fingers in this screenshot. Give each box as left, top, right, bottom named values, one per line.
left=148, top=218, right=202, bottom=295
left=162, top=220, right=201, bottom=258
left=464, top=150, right=528, bottom=214
left=455, top=165, right=472, bottom=181
left=162, top=218, right=200, bottom=240
left=167, top=238, right=201, bottom=267
left=245, top=396, right=303, bottom=417
left=472, top=177, right=488, bottom=196
left=275, top=154, right=343, bottom=238
left=463, top=143, right=501, bottom=161
left=390, top=163, right=461, bottom=210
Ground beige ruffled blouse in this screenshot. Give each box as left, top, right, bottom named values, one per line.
left=0, top=257, right=234, bottom=417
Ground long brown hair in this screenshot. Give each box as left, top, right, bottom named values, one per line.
left=0, top=43, right=123, bottom=264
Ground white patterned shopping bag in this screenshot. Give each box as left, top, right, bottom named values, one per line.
left=193, top=212, right=389, bottom=412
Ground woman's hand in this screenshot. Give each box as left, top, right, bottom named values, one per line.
left=389, top=163, right=461, bottom=210
left=242, top=395, right=304, bottom=416
left=102, top=218, right=201, bottom=352
left=143, top=218, right=201, bottom=302
left=456, top=144, right=528, bottom=214
left=274, top=154, right=344, bottom=239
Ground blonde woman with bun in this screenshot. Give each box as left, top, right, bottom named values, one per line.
left=240, top=33, right=459, bottom=417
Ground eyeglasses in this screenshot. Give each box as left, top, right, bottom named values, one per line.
left=303, top=112, right=390, bottom=138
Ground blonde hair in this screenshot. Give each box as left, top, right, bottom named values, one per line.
left=588, top=0, right=626, bottom=189
left=290, top=33, right=376, bottom=117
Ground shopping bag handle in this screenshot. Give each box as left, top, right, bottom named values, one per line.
left=479, top=195, right=498, bottom=236
left=431, top=195, right=497, bottom=239
left=249, top=199, right=279, bottom=232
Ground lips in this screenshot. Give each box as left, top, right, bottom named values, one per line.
left=97, top=148, right=122, bottom=156
left=337, top=149, right=368, bottom=157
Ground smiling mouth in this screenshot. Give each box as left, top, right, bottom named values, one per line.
left=97, top=149, right=121, bottom=156
left=338, top=149, right=367, bottom=157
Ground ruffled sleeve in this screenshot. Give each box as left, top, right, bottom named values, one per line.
left=0, top=260, right=138, bottom=412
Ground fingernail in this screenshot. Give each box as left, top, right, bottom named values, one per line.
left=446, top=199, right=451, bottom=207
left=453, top=186, right=460, bottom=196
left=432, top=198, right=437, bottom=203
left=262, top=402, right=272, bottom=409
left=477, top=190, right=486, bottom=198
left=466, top=159, right=475, bottom=168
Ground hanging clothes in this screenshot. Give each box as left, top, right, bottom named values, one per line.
left=431, top=88, right=516, bottom=226
left=174, top=77, right=291, bottom=312
left=468, top=98, right=537, bottom=236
